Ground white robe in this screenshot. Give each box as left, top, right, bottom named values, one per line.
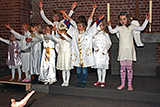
left=38, top=35, right=56, bottom=83
left=92, top=31, right=112, bottom=69
left=67, top=20, right=98, bottom=67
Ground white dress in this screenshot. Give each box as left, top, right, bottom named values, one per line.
left=48, top=33, right=72, bottom=70
left=38, top=36, right=56, bottom=83
left=10, top=30, right=31, bottom=72
left=92, top=31, right=112, bottom=69
left=108, top=19, right=148, bottom=61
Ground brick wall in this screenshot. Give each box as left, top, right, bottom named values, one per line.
left=0, top=0, right=30, bottom=65
left=0, top=0, right=160, bottom=66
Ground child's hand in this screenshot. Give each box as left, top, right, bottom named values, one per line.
left=95, top=49, right=99, bottom=52
left=15, top=50, right=18, bottom=53
left=60, top=10, right=66, bottom=14
left=25, top=37, right=32, bottom=43
left=107, top=20, right=111, bottom=26
left=93, top=4, right=97, bottom=10
left=57, top=30, right=62, bottom=35
left=102, top=53, right=105, bottom=55
left=52, top=25, right=57, bottom=31
left=30, top=26, right=35, bottom=32
left=5, top=24, right=12, bottom=30
left=99, top=14, right=105, bottom=20
left=146, top=12, right=149, bottom=20
left=72, top=2, right=77, bottom=10
left=39, top=1, right=43, bottom=8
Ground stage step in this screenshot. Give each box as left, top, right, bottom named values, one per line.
left=49, top=72, right=160, bottom=103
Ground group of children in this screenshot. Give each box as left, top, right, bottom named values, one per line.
left=0, top=1, right=149, bottom=90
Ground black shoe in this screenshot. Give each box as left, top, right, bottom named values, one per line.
left=75, top=82, right=81, bottom=87
left=80, top=83, right=86, bottom=88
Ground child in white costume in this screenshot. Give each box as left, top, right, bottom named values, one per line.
left=47, top=23, right=72, bottom=87
left=27, top=24, right=42, bottom=84
left=32, top=26, right=57, bottom=85
left=93, top=20, right=112, bottom=88
left=61, top=8, right=104, bottom=88
left=0, top=34, right=22, bottom=81
left=5, top=24, right=32, bottom=82
left=108, top=11, right=149, bottom=90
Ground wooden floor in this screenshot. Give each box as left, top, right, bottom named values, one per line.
left=0, top=73, right=31, bottom=91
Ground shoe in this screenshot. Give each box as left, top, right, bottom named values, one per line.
left=61, top=82, right=66, bottom=86
left=49, top=82, right=53, bottom=85
left=18, top=78, right=22, bottom=81
left=22, top=79, right=27, bottom=82
left=25, top=79, right=31, bottom=82
left=117, top=85, right=125, bottom=90
left=94, top=81, right=101, bottom=86
left=10, top=78, right=15, bottom=81
left=64, top=82, right=69, bottom=87
left=128, top=86, right=133, bottom=91
left=44, top=82, right=48, bottom=85
left=80, top=83, right=86, bottom=88
left=100, top=82, right=105, bottom=88
left=75, top=82, right=81, bottom=87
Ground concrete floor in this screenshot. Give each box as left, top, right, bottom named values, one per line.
left=0, top=83, right=160, bottom=107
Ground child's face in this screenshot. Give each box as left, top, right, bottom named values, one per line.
left=52, top=14, right=59, bottom=22
left=120, top=15, right=127, bottom=26
left=99, top=22, right=104, bottom=31
left=77, top=23, right=86, bottom=32
left=10, top=34, right=16, bottom=41
left=42, top=28, right=46, bottom=34
left=34, top=26, right=39, bottom=33
left=46, top=26, right=51, bottom=34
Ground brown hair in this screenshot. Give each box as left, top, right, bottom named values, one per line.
left=118, top=11, right=131, bottom=27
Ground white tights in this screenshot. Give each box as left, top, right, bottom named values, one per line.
left=11, top=67, right=21, bottom=79
left=97, top=68, right=106, bottom=83
left=62, top=70, right=70, bottom=83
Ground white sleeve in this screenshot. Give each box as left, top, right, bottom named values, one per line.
left=61, top=33, right=71, bottom=42
left=33, top=32, right=42, bottom=40
left=102, top=33, right=112, bottom=54
left=108, top=25, right=119, bottom=34
left=70, top=19, right=77, bottom=29
left=47, top=33, right=60, bottom=43
left=86, top=18, right=93, bottom=31
left=0, top=37, right=9, bottom=44
left=67, top=25, right=77, bottom=38
left=40, top=10, right=54, bottom=27
left=10, top=29, right=23, bottom=40
left=68, top=10, right=74, bottom=17
left=133, top=19, right=149, bottom=31
left=88, top=22, right=98, bottom=37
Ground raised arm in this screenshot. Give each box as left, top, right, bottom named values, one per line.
left=39, top=1, right=54, bottom=27
left=86, top=4, right=97, bottom=30
left=88, top=14, right=105, bottom=37
left=0, top=37, right=10, bottom=44
left=107, top=20, right=119, bottom=34
left=61, top=10, right=77, bottom=29
left=133, top=13, right=149, bottom=31
left=5, top=24, right=23, bottom=39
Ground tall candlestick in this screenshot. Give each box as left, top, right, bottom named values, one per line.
left=149, top=0, right=152, bottom=32
left=107, top=3, right=110, bottom=22
left=149, top=0, right=152, bottom=23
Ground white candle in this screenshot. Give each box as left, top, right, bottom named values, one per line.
left=107, top=3, right=110, bottom=22
left=149, top=0, right=152, bottom=23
